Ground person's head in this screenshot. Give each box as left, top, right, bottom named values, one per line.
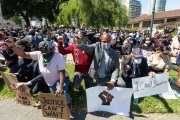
left=100, top=33, right=111, bottom=50
left=29, top=29, right=35, bottom=36
left=160, top=34, right=167, bottom=41
left=155, top=47, right=163, bottom=57
left=162, top=46, right=171, bottom=55
left=15, top=39, right=32, bottom=52
left=123, top=39, right=130, bottom=48
left=144, top=36, right=151, bottom=45
left=74, top=29, right=86, bottom=43
left=39, top=41, right=55, bottom=59
left=131, top=47, right=143, bottom=59
left=0, top=42, right=8, bottom=50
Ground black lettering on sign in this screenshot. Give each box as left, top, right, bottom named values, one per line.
left=42, top=105, right=65, bottom=118
left=134, top=79, right=168, bottom=92
left=41, top=97, right=65, bottom=106
left=17, top=86, right=26, bottom=92
left=17, top=99, right=31, bottom=105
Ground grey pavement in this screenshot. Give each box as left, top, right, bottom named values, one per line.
left=0, top=99, right=180, bottom=120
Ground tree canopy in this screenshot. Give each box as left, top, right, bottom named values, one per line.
left=0, top=0, right=69, bottom=27
left=57, top=0, right=129, bottom=28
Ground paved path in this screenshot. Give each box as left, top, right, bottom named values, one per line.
left=0, top=99, right=179, bottom=120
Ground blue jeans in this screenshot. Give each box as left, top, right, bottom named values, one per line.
left=73, top=73, right=93, bottom=89
left=49, top=77, right=72, bottom=104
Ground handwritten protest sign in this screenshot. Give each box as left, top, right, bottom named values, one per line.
left=38, top=93, right=70, bottom=119
left=0, top=72, right=18, bottom=91
left=86, top=86, right=133, bottom=116
left=14, top=85, right=33, bottom=106
left=132, top=73, right=169, bottom=98
left=159, top=84, right=177, bottom=99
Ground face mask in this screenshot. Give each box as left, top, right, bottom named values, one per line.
left=134, top=58, right=142, bottom=64
left=145, top=41, right=151, bottom=44
left=42, top=52, right=54, bottom=59
left=163, top=53, right=169, bottom=55
left=30, top=33, right=35, bottom=36
left=102, top=43, right=111, bottom=50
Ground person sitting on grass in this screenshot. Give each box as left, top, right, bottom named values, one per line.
left=5, top=37, right=72, bottom=110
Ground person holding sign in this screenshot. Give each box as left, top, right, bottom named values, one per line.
left=76, top=33, right=126, bottom=90
left=147, top=46, right=171, bottom=74
left=5, top=37, right=72, bottom=109
left=122, top=47, right=156, bottom=88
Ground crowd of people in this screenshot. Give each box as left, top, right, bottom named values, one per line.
left=0, top=25, right=180, bottom=111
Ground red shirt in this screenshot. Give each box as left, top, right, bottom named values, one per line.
left=58, top=42, right=93, bottom=75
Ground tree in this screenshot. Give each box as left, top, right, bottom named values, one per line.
left=57, top=0, right=129, bottom=28
left=0, top=0, right=69, bottom=27
left=12, top=16, right=22, bottom=27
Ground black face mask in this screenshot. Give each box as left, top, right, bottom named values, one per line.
left=30, top=33, right=35, bottom=36
left=42, top=52, right=53, bottom=59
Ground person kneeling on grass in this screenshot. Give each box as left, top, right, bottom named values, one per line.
left=5, top=37, right=72, bottom=110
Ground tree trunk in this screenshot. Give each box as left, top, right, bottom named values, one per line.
left=22, top=14, right=30, bottom=27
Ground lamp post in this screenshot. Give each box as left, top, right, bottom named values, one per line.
left=150, top=0, right=156, bottom=36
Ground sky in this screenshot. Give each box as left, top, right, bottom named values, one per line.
left=140, top=0, right=180, bottom=14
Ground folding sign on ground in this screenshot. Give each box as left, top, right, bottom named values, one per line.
left=132, top=72, right=169, bottom=98
left=38, top=93, right=70, bottom=119
left=14, top=85, right=33, bottom=106
left=0, top=72, right=18, bottom=91
left=86, top=86, right=133, bottom=116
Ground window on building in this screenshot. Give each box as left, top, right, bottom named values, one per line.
left=154, top=20, right=164, bottom=24
left=7, top=23, right=10, bottom=25
left=167, top=18, right=179, bottom=22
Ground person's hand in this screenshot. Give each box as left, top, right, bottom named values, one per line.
left=177, top=79, right=180, bottom=87
left=74, top=35, right=83, bottom=44
left=57, top=36, right=64, bottom=42
left=1, top=45, right=7, bottom=50
left=5, top=37, right=15, bottom=47
left=18, top=56, right=23, bottom=61
left=55, top=87, right=63, bottom=97
left=126, top=65, right=131, bottom=72
left=149, top=72, right=156, bottom=77
left=5, top=61, right=11, bottom=66
left=107, top=81, right=114, bottom=90
left=15, top=82, right=27, bottom=88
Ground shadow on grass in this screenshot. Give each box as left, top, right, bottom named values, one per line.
left=153, top=95, right=174, bottom=113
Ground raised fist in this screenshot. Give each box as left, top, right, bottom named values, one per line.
left=98, top=90, right=114, bottom=105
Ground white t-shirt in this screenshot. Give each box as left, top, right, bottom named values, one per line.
left=29, top=51, right=66, bottom=86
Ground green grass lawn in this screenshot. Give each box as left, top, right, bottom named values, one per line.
left=0, top=64, right=180, bottom=114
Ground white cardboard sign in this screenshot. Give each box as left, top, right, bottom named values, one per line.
left=86, top=86, right=133, bottom=116
left=132, top=73, right=169, bottom=98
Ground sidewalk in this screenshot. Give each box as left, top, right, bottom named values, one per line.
left=0, top=99, right=179, bottom=120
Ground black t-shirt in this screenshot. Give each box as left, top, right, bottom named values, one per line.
left=140, top=43, right=156, bottom=51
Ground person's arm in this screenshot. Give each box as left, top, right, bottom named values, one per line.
left=75, top=35, right=95, bottom=54
left=55, top=70, right=65, bottom=96
left=177, top=66, right=180, bottom=87
left=5, top=38, right=32, bottom=59
left=58, top=41, right=73, bottom=55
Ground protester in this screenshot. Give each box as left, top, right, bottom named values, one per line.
left=122, top=47, right=155, bottom=88
left=140, top=36, right=156, bottom=58
left=1, top=38, right=19, bottom=73
left=76, top=33, right=126, bottom=90
left=5, top=38, right=72, bottom=109
left=148, top=47, right=171, bottom=73
left=58, top=30, right=93, bottom=91
left=25, top=29, right=43, bottom=51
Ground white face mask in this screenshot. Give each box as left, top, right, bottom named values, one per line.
left=102, top=43, right=111, bottom=50
left=134, top=58, right=142, bottom=64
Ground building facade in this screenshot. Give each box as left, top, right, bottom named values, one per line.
left=127, top=9, right=180, bottom=32
left=148, top=0, right=166, bottom=14
left=121, top=0, right=142, bottom=20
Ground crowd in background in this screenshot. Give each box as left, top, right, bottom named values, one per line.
left=0, top=24, right=180, bottom=110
